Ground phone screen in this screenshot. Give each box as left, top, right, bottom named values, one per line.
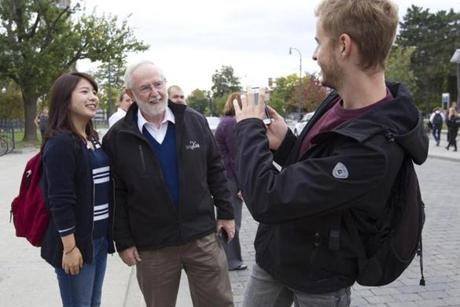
left=248, top=87, right=271, bottom=125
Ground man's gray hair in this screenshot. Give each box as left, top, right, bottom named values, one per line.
left=167, top=85, right=183, bottom=96
left=124, top=60, right=166, bottom=89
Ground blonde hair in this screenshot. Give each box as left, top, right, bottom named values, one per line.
left=223, top=92, right=242, bottom=116
left=315, top=0, right=398, bottom=70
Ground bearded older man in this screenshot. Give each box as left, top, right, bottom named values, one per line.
left=102, top=60, right=235, bottom=307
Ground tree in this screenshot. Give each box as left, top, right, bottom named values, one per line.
left=297, top=74, right=328, bottom=112
left=211, top=65, right=241, bottom=99
left=269, top=73, right=327, bottom=115
left=397, top=6, right=460, bottom=112
left=93, top=58, right=127, bottom=116
left=269, top=74, right=299, bottom=115
left=187, top=89, right=209, bottom=114
left=386, top=46, right=417, bottom=96
left=0, top=81, right=23, bottom=120
left=0, top=0, right=148, bottom=141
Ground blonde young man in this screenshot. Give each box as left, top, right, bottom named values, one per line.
left=102, top=61, right=235, bottom=307
left=108, top=89, right=133, bottom=127
left=233, top=1, right=428, bottom=306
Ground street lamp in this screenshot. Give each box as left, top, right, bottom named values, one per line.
left=450, top=49, right=460, bottom=106
left=289, top=47, right=303, bottom=114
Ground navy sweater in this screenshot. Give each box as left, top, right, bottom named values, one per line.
left=142, top=123, right=179, bottom=206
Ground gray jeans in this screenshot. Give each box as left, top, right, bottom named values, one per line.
left=243, top=264, right=351, bottom=307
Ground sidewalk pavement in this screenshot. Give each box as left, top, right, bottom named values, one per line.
left=1, top=133, right=459, bottom=307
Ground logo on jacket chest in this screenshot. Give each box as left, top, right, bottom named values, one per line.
left=185, top=140, right=200, bottom=150
left=332, top=162, right=349, bottom=179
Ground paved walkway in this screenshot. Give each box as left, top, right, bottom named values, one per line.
left=1, top=135, right=459, bottom=306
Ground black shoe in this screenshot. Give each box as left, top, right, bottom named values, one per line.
left=446, top=146, right=449, bottom=150
left=229, top=264, right=248, bottom=271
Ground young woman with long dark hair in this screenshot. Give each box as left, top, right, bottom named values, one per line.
left=41, top=72, right=114, bottom=306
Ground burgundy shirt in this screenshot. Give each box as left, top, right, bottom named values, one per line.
left=298, top=89, right=394, bottom=158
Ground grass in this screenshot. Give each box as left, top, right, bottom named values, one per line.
left=1, top=123, right=109, bottom=152
left=0, top=129, right=41, bottom=151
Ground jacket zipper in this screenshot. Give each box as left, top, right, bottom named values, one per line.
left=138, top=145, right=146, bottom=172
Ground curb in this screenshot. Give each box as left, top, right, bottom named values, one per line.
left=428, top=154, right=460, bottom=163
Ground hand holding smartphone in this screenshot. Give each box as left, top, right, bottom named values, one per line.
left=247, top=87, right=272, bottom=125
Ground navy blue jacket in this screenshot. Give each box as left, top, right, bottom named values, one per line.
left=41, top=132, right=115, bottom=268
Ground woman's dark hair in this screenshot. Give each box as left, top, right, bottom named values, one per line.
left=43, top=72, right=99, bottom=147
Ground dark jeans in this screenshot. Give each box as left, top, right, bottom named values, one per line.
left=55, top=237, right=108, bottom=307
left=222, top=177, right=244, bottom=269
left=432, top=126, right=441, bottom=145
left=447, top=126, right=458, bottom=150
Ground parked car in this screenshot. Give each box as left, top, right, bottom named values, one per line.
left=294, top=112, right=315, bottom=136
left=206, top=116, right=220, bottom=133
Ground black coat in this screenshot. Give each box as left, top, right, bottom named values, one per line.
left=102, top=102, right=234, bottom=252
left=235, top=83, right=428, bottom=293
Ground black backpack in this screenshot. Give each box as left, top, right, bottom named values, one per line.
left=432, top=113, right=443, bottom=127
left=345, top=156, right=425, bottom=287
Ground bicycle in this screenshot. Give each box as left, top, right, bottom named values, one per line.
left=0, top=128, right=15, bottom=156
left=0, top=134, right=8, bottom=156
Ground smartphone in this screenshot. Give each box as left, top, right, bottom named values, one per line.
left=248, top=87, right=272, bottom=125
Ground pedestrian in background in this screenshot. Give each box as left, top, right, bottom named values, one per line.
left=446, top=101, right=459, bottom=151
left=215, top=92, right=248, bottom=271
left=34, top=107, right=49, bottom=141
left=168, top=85, right=186, bottom=105
left=108, top=88, right=133, bottom=127
left=429, top=107, right=444, bottom=146
left=41, top=72, right=114, bottom=306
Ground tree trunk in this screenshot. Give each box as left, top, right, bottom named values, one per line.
left=22, top=92, right=38, bottom=142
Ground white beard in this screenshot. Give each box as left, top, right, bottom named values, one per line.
left=138, top=97, right=167, bottom=118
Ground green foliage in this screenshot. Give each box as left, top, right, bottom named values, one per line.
left=213, top=96, right=227, bottom=116
left=93, top=59, right=127, bottom=115
left=0, top=0, right=148, bottom=141
left=187, top=89, right=209, bottom=114
left=294, top=74, right=327, bottom=113
left=211, top=66, right=241, bottom=99
left=269, top=73, right=327, bottom=114
left=386, top=46, right=417, bottom=95
left=0, top=81, right=23, bottom=119
left=397, top=5, right=460, bottom=112
left=269, top=74, right=298, bottom=115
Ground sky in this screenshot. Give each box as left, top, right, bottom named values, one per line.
left=77, top=0, right=460, bottom=95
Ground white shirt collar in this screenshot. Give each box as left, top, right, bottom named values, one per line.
left=137, top=105, right=175, bottom=133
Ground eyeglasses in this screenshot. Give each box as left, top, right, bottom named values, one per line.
left=172, top=95, right=184, bottom=99
left=138, top=81, right=165, bottom=94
